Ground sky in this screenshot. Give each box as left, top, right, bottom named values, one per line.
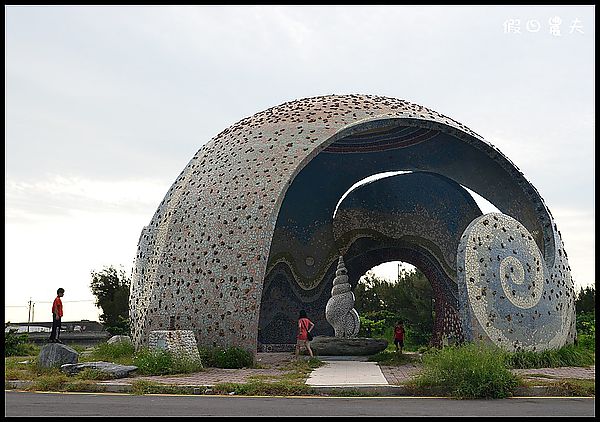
left=5, top=5, right=595, bottom=323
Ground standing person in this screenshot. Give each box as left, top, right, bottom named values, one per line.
left=49, top=288, right=65, bottom=344
left=394, top=320, right=405, bottom=353
left=295, top=310, right=315, bottom=358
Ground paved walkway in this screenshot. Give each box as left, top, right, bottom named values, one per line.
left=306, top=356, right=388, bottom=386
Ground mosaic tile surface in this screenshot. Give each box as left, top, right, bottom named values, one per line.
left=130, top=94, right=575, bottom=353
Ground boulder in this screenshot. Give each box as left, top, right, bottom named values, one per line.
left=310, top=336, right=388, bottom=356
left=38, top=343, right=79, bottom=368
left=60, top=361, right=138, bottom=378
left=107, top=335, right=132, bottom=345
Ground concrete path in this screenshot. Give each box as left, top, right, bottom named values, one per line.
left=306, top=356, right=389, bottom=386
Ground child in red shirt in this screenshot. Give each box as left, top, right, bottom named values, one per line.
left=295, top=310, right=315, bottom=358
left=49, top=288, right=65, bottom=344
left=394, top=320, right=405, bottom=354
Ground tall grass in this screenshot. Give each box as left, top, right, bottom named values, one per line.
left=504, top=340, right=595, bottom=369
left=410, top=342, right=519, bottom=399
left=89, top=341, right=136, bottom=365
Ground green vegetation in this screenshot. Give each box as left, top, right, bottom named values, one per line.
left=575, top=285, right=595, bottom=314
left=198, top=346, right=255, bottom=369
left=86, top=341, right=136, bottom=365
left=368, top=349, right=421, bottom=366
left=4, top=329, right=38, bottom=357
left=132, top=348, right=203, bottom=375
left=409, top=343, right=519, bottom=399
left=354, top=268, right=433, bottom=349
left=504, top=342, right=595, bottom=369
left=90, top=265, right=131, bottom=335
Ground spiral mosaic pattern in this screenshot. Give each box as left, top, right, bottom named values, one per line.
left=457, top=213, right=574, bottom=352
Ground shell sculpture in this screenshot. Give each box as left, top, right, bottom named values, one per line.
left=325, top=256, right=360, bottom=338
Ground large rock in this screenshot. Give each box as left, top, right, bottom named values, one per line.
left=61, top=361, right=138, bottom=378
left=107, top=335, right=132, bottom=345
left=38, top=343, right=79, bottom=368
left=310, top=336, right=388, bottom=356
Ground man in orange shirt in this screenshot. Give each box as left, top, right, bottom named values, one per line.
left=49, top=288, right=65, bottom=344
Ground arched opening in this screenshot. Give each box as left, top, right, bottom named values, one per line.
left=258, top=117, right=553, bottom=349
left=354, top=261, right=436, bottom=349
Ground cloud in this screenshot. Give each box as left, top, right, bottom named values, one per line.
left=6, top=175, right=170, bottom=223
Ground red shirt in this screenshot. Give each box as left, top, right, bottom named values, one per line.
left=297, top=317, right=312, bottom=340
left=394, top=325, right=405, bottom=341
left=52, top=296, right=63, bottom=318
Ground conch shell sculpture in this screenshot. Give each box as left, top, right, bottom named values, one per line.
left=325, top=256, right=360, bottom=337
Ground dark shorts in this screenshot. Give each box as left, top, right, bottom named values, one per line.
left=394, top=339, right=404, bottom=347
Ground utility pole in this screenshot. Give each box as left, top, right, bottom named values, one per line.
left=397, top=263, right=400, bottom=283
left=27, top=298, right=32, bottom=333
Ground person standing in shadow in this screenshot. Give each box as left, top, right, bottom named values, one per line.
left=394, top=320, right=405, bottom=354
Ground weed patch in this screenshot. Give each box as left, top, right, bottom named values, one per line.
left=410, top=343, right=519, bottom=399
left=505, top=343, right=595, bottom=369
left=198, top=346, right=254, bottom=369
left=132, top=348, right=202, bottom=375
left=369, top=351, right=421, bottom=366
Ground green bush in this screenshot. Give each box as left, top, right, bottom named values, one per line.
left=198, top=346, right=254, bottom=369
left=576, top=312, right=595, bottom=337
left=4, top=329, right=37, bottom=357
left=411, top=343, right=519, bottom=399
left=358, top=316, right=387, bottom=337
left=577, top=334, right=595, bottom=351
left=133, top=348, right=202, bottom=375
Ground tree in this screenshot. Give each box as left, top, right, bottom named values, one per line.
left=90, top=265, right=131, bottom=335
left=354, top=267, right=434, bottom=346
left=575, top=285, right=595, bottom=315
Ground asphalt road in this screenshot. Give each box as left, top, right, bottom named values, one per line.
left=5, top=391, right=595, bottom=417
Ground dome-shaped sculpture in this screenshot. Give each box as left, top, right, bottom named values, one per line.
left=129, top=94, right=576, bottom=353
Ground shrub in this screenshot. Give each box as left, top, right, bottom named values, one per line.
left=577, top=334, right=595, bottom=351
left=198, top=346, right=254, bottom=369
left=358, top=316, right=387, bottom=337
left=4, top=329, right=37, bottom=357
left=576, top=312, right=595, bottom=337
left=133, top=348, right=202, bottom=375
left=133, top=348, right=174, bottom=375
left=411, top=342, right=519, bottom=399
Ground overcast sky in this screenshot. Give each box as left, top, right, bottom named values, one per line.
left=5, top=5, right=594, bottom=323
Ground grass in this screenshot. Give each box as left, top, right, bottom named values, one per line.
left=504, top=341, right=595, bottom=369
left=87, top=341, right=136, bottom=365
left=408, top=343, right=519, bottom=399
left=368, top=350, right=421, bottom=366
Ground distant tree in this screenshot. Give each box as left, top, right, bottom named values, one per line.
left=575, top=285, right=595, bottom=315
left=90, top=266, right=131, bottom=335
left=354, top=267, right=434, bottom=346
